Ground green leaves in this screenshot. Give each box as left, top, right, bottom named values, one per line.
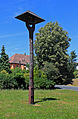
left=0, top=45, right=11, bottom=73
left=34, top=21, right=73, bottom=84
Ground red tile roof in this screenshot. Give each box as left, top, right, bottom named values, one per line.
left=9, top=54, right=30, bottom=65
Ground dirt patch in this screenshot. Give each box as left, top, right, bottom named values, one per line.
left=33, top=104, right=40, bottom=106
left=58, top=101, right=69, bottom=104
left=21, top=100, right=28, bottom=104
left=57, top=100, right=76, bottom=105
left=5, top=112, right=17, bottom=118
left=55, top=93, right=64, bottom=95
left=72, top=79, right=78, bottom=86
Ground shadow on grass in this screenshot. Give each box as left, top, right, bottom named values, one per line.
left=35, top=97, right=59, bottom=104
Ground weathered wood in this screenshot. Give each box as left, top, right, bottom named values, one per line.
left=26, top=23, right=35, bottom=104
left=15, top=10, right=45, bottom=104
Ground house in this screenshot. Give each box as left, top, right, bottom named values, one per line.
left=9, top=54, right=30, bottom=70
left=76, top=62, right=78, bottom=70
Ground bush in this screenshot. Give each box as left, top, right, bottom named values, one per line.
left=0, top=70, right=8, bottom=74
left=34, top=78, right=55, bottom=89
left=0, top=73, right=17, bottom=89
left=74, top=70, right=78, bottom=78
left=24, top=73, right=29, bottom=89
left=11, top=67, right=27, bottom=74
left=11, top=67, right=27, bottom=89
left=12, top=73, right=26, bottom=89
left=43, top=62, right=60, bottom=84
left=0, top=67, right=55, bottom=89
left=24, top=67, right=55, bottom=89
left=34, top=66, right=55, bottom=89
left=0, top=68, right=26, bottom=89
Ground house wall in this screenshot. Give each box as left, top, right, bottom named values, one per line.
left=10, top=63, right=26, bottom=70
left=21, top=65, right=25, bottom=70
left=76, top=66, right=78, bottom=70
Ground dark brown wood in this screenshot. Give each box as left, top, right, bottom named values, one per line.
left=15, top=10, right=45, bottom=24
left=26, top=23, right=35, bottom=104
left=15, top=10, right=45, bottom=104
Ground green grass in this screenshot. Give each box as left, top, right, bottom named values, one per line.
left=0, top=89, right=78, bottom=119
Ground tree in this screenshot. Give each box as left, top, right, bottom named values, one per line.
left=35, top=22, right=71, bottom=84
left=43, top=62, right=61, bottom=84
left=0, top=45, right=11, bottom=73
left=67, top=51, right=77, bottom=79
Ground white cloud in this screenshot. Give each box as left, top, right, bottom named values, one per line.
left=0, top=32, right=25, bottom=39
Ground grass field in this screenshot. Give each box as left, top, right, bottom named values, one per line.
left=0, top=89, right=78, bottom=119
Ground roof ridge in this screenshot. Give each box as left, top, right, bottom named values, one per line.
left=10, top=54, right=30, bottom=58
left=9, top=54, right=30, bottom=64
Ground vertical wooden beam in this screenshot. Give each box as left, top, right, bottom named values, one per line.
left=26, top=23, right=35, bottom=104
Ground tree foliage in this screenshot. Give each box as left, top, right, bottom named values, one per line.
left=0, top=45, right=11, bottom=73
left=0, top=67, right=55, bottom=89
left=67, top=51, right=77, bottom=78
left=43, top=62, right=61, bottom=84
left=34, top=22, right=74, bottom=84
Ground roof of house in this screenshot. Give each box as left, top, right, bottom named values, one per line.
left=9, top=54, right=30, bottom=65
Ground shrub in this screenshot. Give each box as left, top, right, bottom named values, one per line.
left=0, top=73, right=17, bottom=89
left=13, top=73, right=26, bottom=89
left=24, top=73, right=29, bottom=89
left=0, top=70, right=8, bottom=74
left=24, top=67, right=55, bottom=89
left=34, top=66, right=55, bottom=89
left=0, top=68, right=26, bottom=89
left=34, top=77, right=55, bottom=89
left=43, top=62, right=60, bottom=84
left=11, top=67, right=27, bottom=89
left=0, top=67, right=55, bottom=89
left=11, top=67, right=26, bottom=74
left=74, top=70, right=78, bottom=78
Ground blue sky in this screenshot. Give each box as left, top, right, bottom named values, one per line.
left=0, top=0, right=78, bottom=60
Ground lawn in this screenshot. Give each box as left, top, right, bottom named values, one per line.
left=0, top=89, right=78, bottom=119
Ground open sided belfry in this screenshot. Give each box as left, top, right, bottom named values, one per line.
left=15, top=10, right=45, bottom=104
